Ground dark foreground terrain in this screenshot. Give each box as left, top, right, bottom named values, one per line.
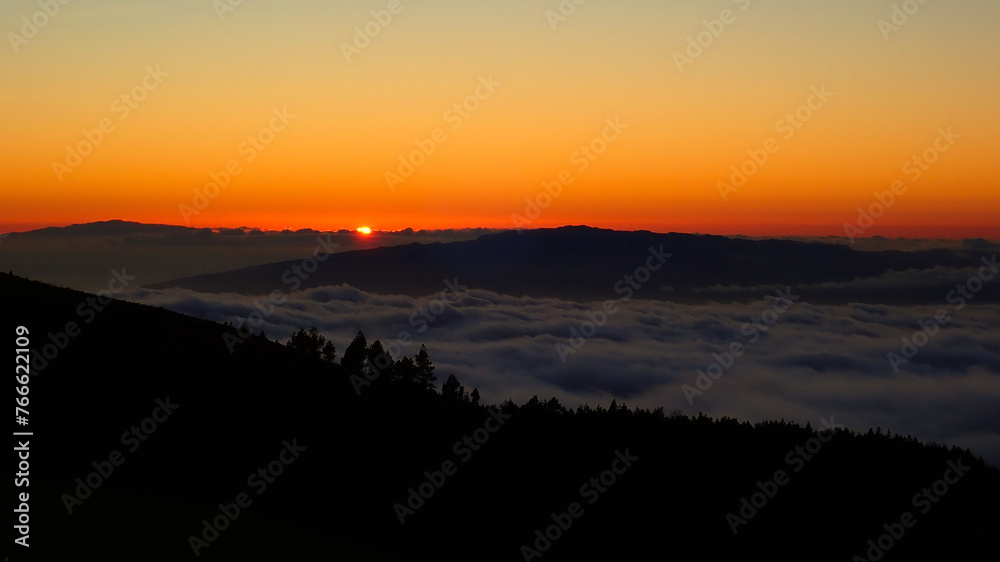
left=5, top=272, right=998, bottom=561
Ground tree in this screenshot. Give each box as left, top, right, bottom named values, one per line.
left=367, top=339, right=393, bottom=380
left=341, top=331, right=368, bottom=377
left=414, top=344, right=437, bottom=391
left=287, top=325, right=326, bottom=359
left=441, top=374, right=464, bottom=401
left=394, top=356, right=418, bottom=384
left=470, top=388, right=480, bottom=405
left=306, top=326, right=322, bottom=354
left=321, top=340, right=336, bottom=363
left=545, top=397, right=563, bottom=413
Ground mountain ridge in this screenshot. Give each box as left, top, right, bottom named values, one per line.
left=146, top=225, right=986, bottom=304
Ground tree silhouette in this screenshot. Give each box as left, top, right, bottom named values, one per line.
left=286, top=324, right=326, bottom=359
left=414, top=344, right=437, bottom=391
left=341, top=331, right=368, bottom=377
left=441, top=374, right=464, bottom=401
left=367, top=339, right=393, bottom=380
left=545, top=397, right=564, bottom=413
left=321, top=340, right=336, bottom=362
left=394, top=356, right=418, bottom=384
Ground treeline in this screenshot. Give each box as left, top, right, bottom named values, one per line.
left=282, top=325, right=479, bottom=402
left=276, top=324, right=1000, bottom=476
left=275, top=324, right=996, bottom=469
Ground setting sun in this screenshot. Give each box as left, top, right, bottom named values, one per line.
left=357, top=227, right=372, bottom=235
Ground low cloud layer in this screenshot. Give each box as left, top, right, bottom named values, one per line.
left=124, top=281, right=1000, bottom=467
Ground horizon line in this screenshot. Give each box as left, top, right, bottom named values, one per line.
left=2, top=218, right=999, bottom=243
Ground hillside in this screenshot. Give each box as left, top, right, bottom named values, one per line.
left=6, top=272, right=999, bottom=560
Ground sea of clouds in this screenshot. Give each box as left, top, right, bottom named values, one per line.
left=125, top=279, right=1000, bottom=467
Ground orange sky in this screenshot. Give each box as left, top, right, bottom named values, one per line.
left=2, top=0, right=998, bottom=238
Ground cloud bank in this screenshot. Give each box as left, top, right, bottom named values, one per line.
left=124, top=281, right=1000, bottom=466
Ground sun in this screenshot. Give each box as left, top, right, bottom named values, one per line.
left=356, top=226, right=372, bottom=235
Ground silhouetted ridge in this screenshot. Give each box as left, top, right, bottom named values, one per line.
left=6, top=272, right=998, bottom=561
left=146, top=227, right=986, bottom=305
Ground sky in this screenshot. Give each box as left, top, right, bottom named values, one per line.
left=2, top=0, right=998, bottom=237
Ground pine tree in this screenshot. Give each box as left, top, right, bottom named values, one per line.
left=414, top=344, right=437, bottom=391
left=321, top=340, right=336, bottom=362
left=341, top=331, right=368, bottom=377
left=305, top=327, right=319, bottom=357
left=367, top=340, right=393, bottom=380
left=546, top=397, right=563, bottom=413
left=441, top=374, right=464, bottom=401
left=395, top=356, right=418, bottom=384
left=286, top=325, right=326, bottom=359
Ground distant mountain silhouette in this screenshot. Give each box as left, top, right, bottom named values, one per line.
left=12, top=218, right=193, bottom=237
left=7, top=271, right=999, bottom=560
left=148, top=226, right=988, bottom=304
left=0, top=220, right=493, bottom=292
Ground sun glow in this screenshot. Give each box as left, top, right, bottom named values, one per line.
left=3, top=2, right=998, bottom=240
left=357, top=227, right=372, bottom=235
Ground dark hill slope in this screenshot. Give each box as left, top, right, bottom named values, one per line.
left=5, top=272, right=998, bottom=561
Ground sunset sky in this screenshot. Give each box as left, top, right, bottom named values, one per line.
left=2, top=0, right=998, bottom=237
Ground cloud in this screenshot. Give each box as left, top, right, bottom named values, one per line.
left=123, top=284, right=1000, bottom=466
